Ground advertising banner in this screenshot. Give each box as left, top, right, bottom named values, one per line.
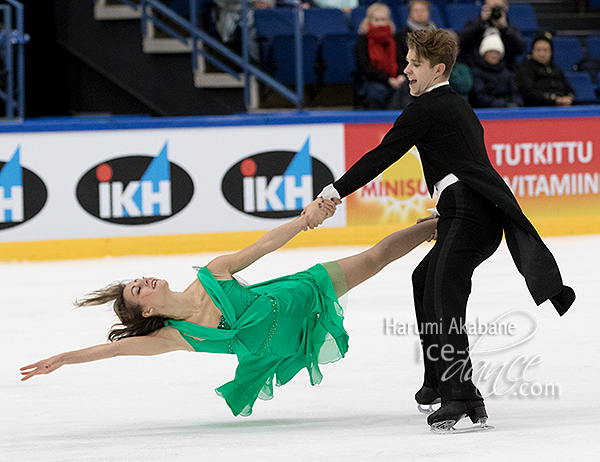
left=1, top=112, right=597, bottom=260
left=0, top=124, right=346, bottom=244
left=485, top=117, right=599, bottom=220
left=343, top=117, right=600, bottom=231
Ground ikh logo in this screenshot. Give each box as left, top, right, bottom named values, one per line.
left=76, top=143, right=194, bottom=225
left=221, top=138, right=334, bottom=218
left=0, top=146, right=47, bottom=231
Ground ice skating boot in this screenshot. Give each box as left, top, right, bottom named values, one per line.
left=415, top=385, right=441, bottom=415
left=427, top=400, right=493, bottom=434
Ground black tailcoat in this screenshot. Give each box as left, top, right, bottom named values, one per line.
left=333, top=85, right=574, bottom=314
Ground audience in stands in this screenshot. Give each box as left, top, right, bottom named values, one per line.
left=470, top=30, right=523, bottom=107
left=516, top=32, right=575, bottom=106
left=205, top=0, right=593, bottom=108
left=212, top=0, right=313, bottom=61
left=458, top=0, right=526, bottom=72
left=354, top=3, right=412, bottom=109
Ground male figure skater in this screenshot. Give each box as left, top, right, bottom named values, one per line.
left=317, top=28, right=574, bottom=432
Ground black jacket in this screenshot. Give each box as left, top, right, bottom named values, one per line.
left=458, top=18, right=526, bottom=72
left=516, top=57, right=575, bottom=106
left=470, top=55, right=523, bottom=108
left=332, top=85, right=574, bottom=315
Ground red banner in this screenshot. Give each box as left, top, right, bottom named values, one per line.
left=344, top=117, right=600, bottom=229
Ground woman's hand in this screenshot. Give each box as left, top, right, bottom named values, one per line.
left=417, top=213, right=439, bottom=241
left=301, top=198, right=337, bottom=230
left=20, top=356, right=63, bottom=381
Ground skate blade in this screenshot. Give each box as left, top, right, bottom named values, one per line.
left=430, top=418, right=494, bottom=435
left=417, top=402, right=441, bottom=415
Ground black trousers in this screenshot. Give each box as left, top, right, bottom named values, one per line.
left=413, top=182, right=503, bottom=402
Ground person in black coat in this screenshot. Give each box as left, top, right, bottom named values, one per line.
left=314, top=28, right=574, bottom=431
left=516, top=31, right=575, bottom=106
left=470, top=31, right=523, bottom=108
left=458, top=0, right=526, bottom=72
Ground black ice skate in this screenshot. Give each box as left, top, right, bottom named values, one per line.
left=415, top=385, right=441, bottom=415
left=427, top=400, right=494, bottom=434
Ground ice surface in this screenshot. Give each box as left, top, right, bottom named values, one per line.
left=2, top=235, right=598, bottom=461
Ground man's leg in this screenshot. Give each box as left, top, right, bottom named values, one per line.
left=422, top=183, right=503, bottom=425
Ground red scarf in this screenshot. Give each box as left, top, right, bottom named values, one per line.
left=367, top=25, right=398, bottom=78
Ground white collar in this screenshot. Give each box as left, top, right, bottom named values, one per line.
left=426, top=81, right=450, bottom=93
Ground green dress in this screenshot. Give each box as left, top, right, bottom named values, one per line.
left=165, top=264, right=349, bottom=416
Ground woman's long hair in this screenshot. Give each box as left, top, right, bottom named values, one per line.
left=74, top=281, right=168, bottom=342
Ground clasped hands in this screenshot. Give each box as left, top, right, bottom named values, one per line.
left=300, top=197, right=341, bottom=230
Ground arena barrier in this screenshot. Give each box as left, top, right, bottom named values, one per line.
left=1, top=107, right=599, bottom=260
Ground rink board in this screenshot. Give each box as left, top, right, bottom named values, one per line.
left=0, top=108, right=599, bottom=260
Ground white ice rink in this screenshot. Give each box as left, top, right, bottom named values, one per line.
left=2, top=235, right=599, bottom=462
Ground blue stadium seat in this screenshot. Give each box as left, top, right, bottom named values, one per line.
left=553, top=36, right=583, bottom=73
left=304, top=8, right=350, bottom=36
left=271, top=34, right=319, bottom=85
left=351, top=6, right=368, bottom=34
left=507, top=4, right=538, bottom=35
left=321, top=33, right=356, bottom=83
left=398, top=4, right=447, bottom=30
left=445, top=4, right=480, bottom=32
left=566, top=72, right=598, bottom=103
left=254, top=8, right=296, bottom=38
left=587, top=36, right=600, bottom=59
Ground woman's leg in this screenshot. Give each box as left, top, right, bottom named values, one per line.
left=328, top=219, right=437, bottom=296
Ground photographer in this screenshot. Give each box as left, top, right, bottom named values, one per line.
left=457, top=0, right=526, bottom=72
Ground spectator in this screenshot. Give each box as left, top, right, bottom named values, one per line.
left=312, top=0, right=357, bottom=14
left=447, top=30, right=473, bottom=102
left=405, top=0, right=436, bottom=32
left=450, top=61, right=473, bottom=102
left=458, top=0, right=526, bottom=72
left=470, top=31, right=523, bottom=108
left=516, top=31, right=575, bottom=106
left=212, top=0, right=276, bottom=61
left=355, top=3, right=412, bottom=109
left=397, top=1, right=437, bottom=65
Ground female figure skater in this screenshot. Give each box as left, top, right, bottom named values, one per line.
left=21, top=199, right=437, bottom=417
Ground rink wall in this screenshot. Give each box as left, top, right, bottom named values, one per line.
left=1, top=107, right=599, bottom=261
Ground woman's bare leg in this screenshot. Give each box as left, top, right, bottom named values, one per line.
left=331, top=219, right=437, bottom=295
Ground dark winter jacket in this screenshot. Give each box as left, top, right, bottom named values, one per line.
left=458, top=18, right=526, bottom=72
left=470, top=55, right=523, bottom=108
left=516, top=57, right=575, bottom=106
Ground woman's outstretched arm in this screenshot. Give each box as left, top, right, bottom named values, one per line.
left=20, top=327, right=191, bottom=381
left=207, top=198, right=336, bottom=279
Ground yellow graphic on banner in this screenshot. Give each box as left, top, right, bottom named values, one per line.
left=347, top=147, right=436, bottom=226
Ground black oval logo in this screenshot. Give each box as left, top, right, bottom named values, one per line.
left=76, top=149, right=194, bottom=225
left=222, top=141, right=334, bottom=219
left=0, top=150, right=48, bottom=231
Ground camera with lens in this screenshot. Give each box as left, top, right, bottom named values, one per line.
left=490, top=5, right=503, bottom=20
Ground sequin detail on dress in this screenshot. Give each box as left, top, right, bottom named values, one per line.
left=256, top=296, right=279, bottom=354
left=217, top=316, right=234, bottom=354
